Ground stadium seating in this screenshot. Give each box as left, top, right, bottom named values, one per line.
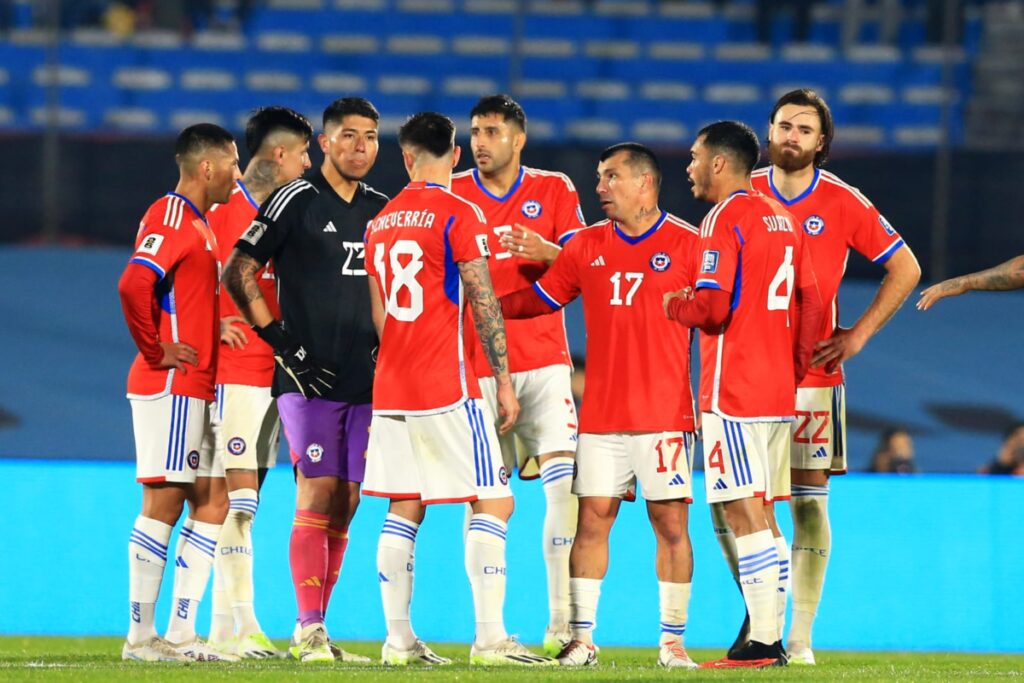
left=0, top=0, right=979, bottom=146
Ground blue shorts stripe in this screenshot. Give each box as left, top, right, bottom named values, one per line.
left=724, top=422, right=741, bottom=487
left=465, top=403, right=482, bottom=487
left=736, top=424, right=753, bottom=486
left=472, top=402, right=493, bottom=487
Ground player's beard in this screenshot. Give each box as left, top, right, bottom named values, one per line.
left=768, top=141, right=816, bottom=173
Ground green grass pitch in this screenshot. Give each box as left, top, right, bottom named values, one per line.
left=0, top=637, right=1021, bottom=680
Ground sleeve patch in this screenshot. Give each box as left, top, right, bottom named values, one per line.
left=240, top=220, right=267, bottom=245
left=700, top=250, right=720, bottom=274
left=879, top=215, right=896, bottom=236
left=136, top=233, right=164, bottom=256
left=475, top=233, right=491, bottom=258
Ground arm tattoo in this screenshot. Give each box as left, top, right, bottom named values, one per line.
left=223, top=250, right=265, bottom=309
left=242, top=159, right=279, bottom=202
left=965, top=255, right=1024, bottom=292
left=458, top=257, right=510, bottom=378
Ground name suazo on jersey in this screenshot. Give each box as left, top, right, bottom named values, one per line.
left=207, top=181, right=279, bottom=387
left=694, top=190, right=817, bottom=421
left=504, top=212, right=699, bottom=434
left=126, top=192, right=220, bottom=401
left=752, top=167, right=905, bottom=388
left=452, top=166, right=586, bottom=376
left=365, top=182, right=490, bottom=415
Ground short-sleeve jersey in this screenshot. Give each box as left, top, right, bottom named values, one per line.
left=751, top=167, right=905, bottom=388
left=365, top=182, right=491, bottom=415
left=126, top=192, right=220, bottom=401
left=233, top=168, right=388, bottom=403
left=694, top=190, right=815, bottom=421
left=531, top=212, right=699, bottom=433
left=207, top=181, right=279, bottom=387
left=451, top=166, right=587, bottom=376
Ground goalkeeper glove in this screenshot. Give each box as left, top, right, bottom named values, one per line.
left=254, top=320, right=335, bottom=399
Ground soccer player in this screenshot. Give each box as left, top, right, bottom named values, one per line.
left=500, top=143, right=702, bottom=668
left=451, top=94, right=586, bottom=653
left=364, top=111, right=553, bottom=667
left=745, top=89, right=920, bottom=665
left=205, top=106, right=313, bottom=658
left=222, top=97, right=387, bottom=664
left=917, top=255, right=1024, bottom=308
left=664, top=121, right=823, bottom=668
left=117, top=123, right=241, bottom=662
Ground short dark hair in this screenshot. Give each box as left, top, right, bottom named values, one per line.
left=696, top=120, right=760, bottom=176
left=599, top=142, right=662, bottom=189
left=244, top=106, right=313, bottom=157
left=322, top=97, right=380, bottom=130
left=470, top=94, right=527, bottom=132
left=174, top=123, right=234, bottom=166
left=398, top=112, right=456, bottom=158
left=770, top=88, right=834, bottom=167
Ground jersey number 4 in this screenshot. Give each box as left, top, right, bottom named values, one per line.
left=767, top=245, right=794, bottom=311
left=373, top=240, right=424, bottom=321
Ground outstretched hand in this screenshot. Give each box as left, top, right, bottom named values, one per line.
left=917, top=278, right=968, bottom=311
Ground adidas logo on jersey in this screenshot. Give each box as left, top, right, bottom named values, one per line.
left=713, top=478, right=728, bottom=491
left=590, top=255, right=606, bottom=267
left=323, top=221, right=337, bottom=233
left=668, top=473, right=686, bottom=486
left=812, top=446, right=828, bottom=459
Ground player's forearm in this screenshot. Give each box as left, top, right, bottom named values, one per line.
left=539, top=241, right=561, bottom=267
left=961, top=254, right=1024, bottom=292
left=117, top=263, right=163, bottom=364
left=667, top=288, right=731, bottom=333
left=795, top=284, right=824, bottom=384
left=500, top=286, right=558, bottom=319
left=223, top=249, right=275, bottom=328
left=851, top=246, right=922, bottom=340
left=459, top=257, right=511, bottom=380
left=368, top=276, right=385, bottom=339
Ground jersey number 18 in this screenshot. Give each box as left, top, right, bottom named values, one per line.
left=374, top=240, right=424, bottom=321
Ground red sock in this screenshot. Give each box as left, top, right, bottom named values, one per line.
left=322, top=528, right=349, bottom=616
left=289, top=509, right=329, bottom=628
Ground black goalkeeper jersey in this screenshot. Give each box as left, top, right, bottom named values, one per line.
left=234, top=168, right=388, bottom=403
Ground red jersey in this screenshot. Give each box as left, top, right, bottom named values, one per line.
left=451, top=166, right=586, bottom=376
left=125, top=193, right=220, bottom=401
left=531, top=212, right=699, bottom=433
left=751, top=167, right=905, bottom=388
left=207, top=181, right=280, bottom=387
left=694, top=190, right=815, bottom=420
left=365, top=182, right=491, bottom=415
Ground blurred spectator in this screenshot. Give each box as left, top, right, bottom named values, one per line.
left=867, top=428, right=919, bottom=473
left=977, top=423, right=1024, bottom=475
left=757, top=0, right=814, bottom=44
left=842, top=0, right=902, bottom=50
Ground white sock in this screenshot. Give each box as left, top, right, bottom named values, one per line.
left=165, top=518, right=221, bottom=644
left=217, top=488, right=261, bottom=637
left=209, top=559, right=233, bottom=643
left=789, top=484, right=830, bottom=648
left=735, top=530, right=780, bottom=645
left=378, top=513, right=418, bottom=650
left=774, top=534, right=790, bottom=642
left=710, top=503, right=740, bottom=582
left=128, top=516, right=171, bottom=645
left=658, top=581, right=691, bottom=646
left=569, top=577, right=602, bottom=645
left=540, top=456, right=577, bottom=631
left=465, top=514, right=509, bottom=647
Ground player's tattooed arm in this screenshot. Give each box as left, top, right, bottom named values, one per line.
left=223, top=249, right=275, bottom=328
left=918, top=253, right=1024, bottom=310
left=241, top=159, right=280, bottom=204
left=459, top=256, right=510, bottom=379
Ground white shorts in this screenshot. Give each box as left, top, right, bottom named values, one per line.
left=363, top=399, right=511, bottom=505
left=701, top=413, right=791, bottom=504
left=479, top=364, right=578, bottom=479
left=213, top=383, right=280, bottom=471
left=791, top=385, right=847, bottom=473
left=574, top=432, right=695, bottom=502
left=131, top=394, right=220, bottom=484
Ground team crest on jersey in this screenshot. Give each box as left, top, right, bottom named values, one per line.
left=803, top=215, right=825, bottom=236
left=521, top=200, right=542, bottom=219
left=227, top=437, right=246, bottom=456
left=649, top=252, right=672, bottom=272
left=187, top=450, right=200, bottom=470
left=306, top=443, right=324, bottom=463
left=879, top=215, right=896, bottom=236
left=137, top=233, right=164, bottom=256
left=241, top=220, right=267, bottom=245
left=498, top=466, right=508, bottom=485
left=701, top=250, right=719, bottom=274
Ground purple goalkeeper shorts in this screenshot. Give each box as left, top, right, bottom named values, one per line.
left=277, top=394, right=371, bottom=482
